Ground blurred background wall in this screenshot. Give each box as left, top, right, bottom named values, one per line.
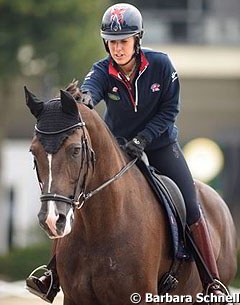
left=0, top=0, right=239, bottom=254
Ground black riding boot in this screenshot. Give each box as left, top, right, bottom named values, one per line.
left=190, top=213, right=228, bottom=303
left=26, top=259, right=60, bottom=303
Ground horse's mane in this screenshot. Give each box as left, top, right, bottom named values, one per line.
left=65, top=79, right=82, bottom=101
left=64, top=80, right=128, bottom=162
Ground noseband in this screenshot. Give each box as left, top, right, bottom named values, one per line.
left=34, top=102, right=137, bottom=210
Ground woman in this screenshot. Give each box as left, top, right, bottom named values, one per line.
left=26, top=3, right=225, bottom=302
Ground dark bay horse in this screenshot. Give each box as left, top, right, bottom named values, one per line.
left=25, top=86, right=237, bottom=305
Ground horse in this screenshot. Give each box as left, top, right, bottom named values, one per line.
left=25, top=85, right=237, bottom=305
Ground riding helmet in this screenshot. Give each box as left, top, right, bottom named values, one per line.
left=101, top=3, right=144, bottom=54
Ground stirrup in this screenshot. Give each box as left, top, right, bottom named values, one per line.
left=205, top=279, right=231, bottom=305
left=26, top=265, right=55, bottom=303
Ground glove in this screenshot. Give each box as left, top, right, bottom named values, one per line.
left=80, top=91, right=94, bottom=109
left=124, top=135, right=150, bottom=159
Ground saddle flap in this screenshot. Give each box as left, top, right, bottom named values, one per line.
left=136, top=160, right=189, bottom=260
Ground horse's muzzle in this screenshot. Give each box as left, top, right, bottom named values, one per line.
left=38, top=199, right=74, bottom=239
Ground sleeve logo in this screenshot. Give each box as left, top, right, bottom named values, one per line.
left=150, top=83, right=160, bottom=92
left=171, top=71, right=178, bottom=82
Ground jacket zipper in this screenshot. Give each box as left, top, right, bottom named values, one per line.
left=113, top=73, right=136, bottom=111
left=113, top=67, right=147, bottom=112
left=134, top=66, right=147, bottom=112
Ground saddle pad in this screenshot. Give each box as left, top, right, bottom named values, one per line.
left=136, top=160, right=191, bottom=260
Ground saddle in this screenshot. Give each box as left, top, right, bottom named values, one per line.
left=137, top=159, right=188, bottom=258
left=136, top=158, right=191, bottom=294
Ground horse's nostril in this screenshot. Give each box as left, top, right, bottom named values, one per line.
left=56, top=214, right=66, bottom=226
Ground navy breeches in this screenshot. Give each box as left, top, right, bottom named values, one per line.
left=146, top=142, right=200, bottom=225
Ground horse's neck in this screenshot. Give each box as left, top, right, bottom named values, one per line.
left=80, top=112, right=132, bottom=232
left=79, top=145, right=128, bottom=235
left=88, top=131, right=126, bottom=199
left=85, top=110, right=127, bottom=190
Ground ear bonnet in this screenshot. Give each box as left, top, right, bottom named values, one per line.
left=25, top=87, right=82, bottom=154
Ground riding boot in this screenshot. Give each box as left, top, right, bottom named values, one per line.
left=26, top=257, right=60, bottom=303
left=190, top=213, right=227, bottom=299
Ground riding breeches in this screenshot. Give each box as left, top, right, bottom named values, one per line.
left=146, top=142, right=200, bottom=225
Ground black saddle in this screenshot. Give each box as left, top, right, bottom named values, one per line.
left=136, top=158, right=193, bottom=293
left=137, top=158, right=188, bottom=257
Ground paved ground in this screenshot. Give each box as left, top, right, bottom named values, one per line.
left=1, top=280, right=240, bottom=305
left=0, top=296, right=63, bottom=305
left=0, top=280, right=63, bottom=305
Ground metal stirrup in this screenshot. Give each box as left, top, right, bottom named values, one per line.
left=26, top=265, right=54, bottom=298
left=205, top=279, right=231, bottom=305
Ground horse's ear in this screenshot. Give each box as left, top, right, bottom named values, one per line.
left=24, top=86, right=44, bottom=118
left=60, top=90, right=78, bottom=115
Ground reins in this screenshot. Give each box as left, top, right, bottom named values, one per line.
left=75, top=157, right=137, bottom=209
left=37, top=140, right=137, bottom=209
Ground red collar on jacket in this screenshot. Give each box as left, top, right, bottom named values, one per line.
left=108, top=50, right=149, bottom=78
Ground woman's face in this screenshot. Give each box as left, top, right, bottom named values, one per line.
left=108, top=36, right=135, bottom=66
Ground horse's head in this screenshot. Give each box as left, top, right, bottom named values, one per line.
left=25, top=86, right=95, bottom=239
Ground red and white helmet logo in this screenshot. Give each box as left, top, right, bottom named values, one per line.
left=110, top=7, right=127, bottom=31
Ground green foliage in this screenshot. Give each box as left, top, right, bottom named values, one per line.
left=0, top=0, right=110, bottom=85
left=231, top=250, right=240, bottom=288
left=0, top=242, right=51, bottom=281
left=0, top=242, right=239, bottom=287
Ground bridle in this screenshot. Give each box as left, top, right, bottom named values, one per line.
left=34, top=102, right=137, bottom=210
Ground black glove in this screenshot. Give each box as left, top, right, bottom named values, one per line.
left=79, top=91, right=94, bottom=109
left=124, top=135, right=150, bottom=159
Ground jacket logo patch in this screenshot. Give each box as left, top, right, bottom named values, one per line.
left=108, top=92, right=120, bottom=101
left=151, top=83, right=160, bottom=92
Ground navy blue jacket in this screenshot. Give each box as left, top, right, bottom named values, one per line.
left=81, top=48, right=180, bottom=150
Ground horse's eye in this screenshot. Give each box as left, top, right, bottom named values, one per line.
left=72, top=146, right=81, bottom=158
